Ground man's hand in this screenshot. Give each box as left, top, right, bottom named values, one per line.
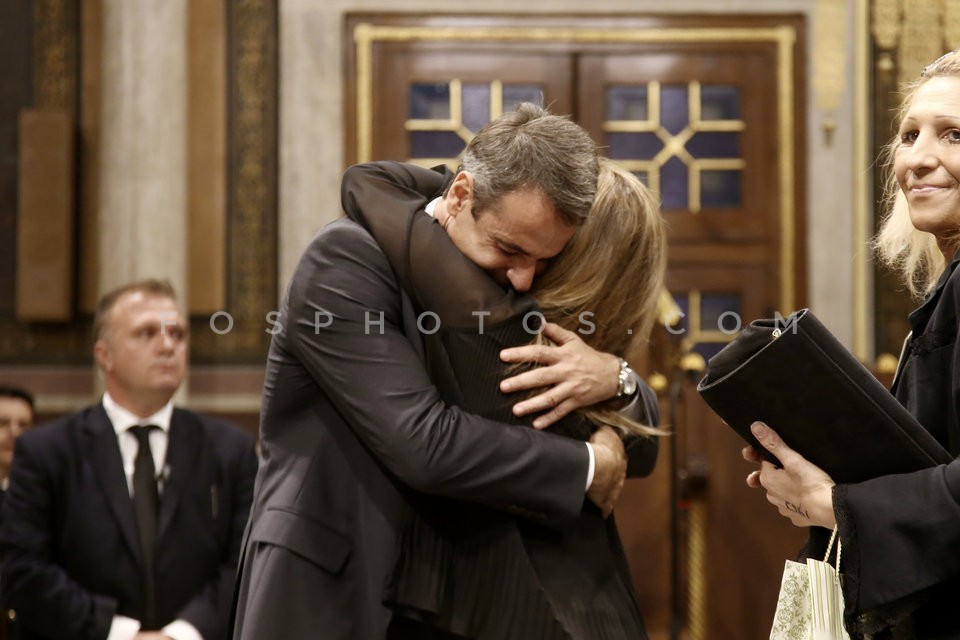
left=499, top=322, right=620, bottom=429
left=743, top=422, right=836, bottom=528
left=587, top=426, right=627, bottom=517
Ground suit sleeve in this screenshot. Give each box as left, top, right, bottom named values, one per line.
left=0, top=436, right=116, bottom=640
left=173, top=431, right=258, bottom=640
left=623, top=377, right=660, bottom=478
left=833, top=460, right=960, bottom=630
left=284, top=221, right=589, bottom=526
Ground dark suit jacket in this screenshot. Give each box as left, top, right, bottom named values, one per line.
left=232, top=168, right=593, bottom=640
left=0, top=404, right=257, bottom=640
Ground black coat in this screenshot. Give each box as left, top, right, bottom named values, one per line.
left=0, top=404, right=257, bottom=640
left=833, top=253, right=960, bottom=638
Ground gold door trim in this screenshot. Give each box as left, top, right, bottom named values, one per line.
left=854, top=0, right=871, bottom=360
left=353, top=23, right=798, bottom=313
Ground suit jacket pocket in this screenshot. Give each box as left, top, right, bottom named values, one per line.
left=249, top=507, right=352, bottom=575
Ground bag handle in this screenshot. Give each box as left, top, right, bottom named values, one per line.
left=823, top=525, right=842, bottom=570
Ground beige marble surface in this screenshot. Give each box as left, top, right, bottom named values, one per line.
left=98, top=0, right=188, bottom=304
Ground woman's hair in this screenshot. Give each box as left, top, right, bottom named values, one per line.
left=874, top=50, right=960, bottom=296
left=461, top=102, right=599, bottom=227
left=532, top=158, right=668, bottom=437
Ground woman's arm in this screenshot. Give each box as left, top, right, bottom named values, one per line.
left=834, top=461, right=960, bottom=613
left=745, top=421, right=960, bottom=632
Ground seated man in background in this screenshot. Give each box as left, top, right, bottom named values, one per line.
left=0, top=279, right=258, bottom=640
left=0, top=384, right=34, bottom=638
left=0, top=385, right=34, bottom=504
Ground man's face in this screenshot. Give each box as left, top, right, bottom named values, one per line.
left=95, top=292, right=187, bottom=411
left=440, top=173, right=575, bottom=292
left=0, top=397, right=32, bottom=473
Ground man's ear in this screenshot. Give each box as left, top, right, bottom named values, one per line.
left=94, top=339, right=112, bottom=373
left=446, top=171, right=474, bottom=218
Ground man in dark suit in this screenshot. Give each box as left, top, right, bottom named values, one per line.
left=0, top=386, right=34, bottom=509
left=0, top=385, right=34, bottom=639
left=0, top=280, right=258, bottom=640
left=232, top=104, right=635, bottom=639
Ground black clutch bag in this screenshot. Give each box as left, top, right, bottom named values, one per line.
left=696, top=309, right=951, bottom=484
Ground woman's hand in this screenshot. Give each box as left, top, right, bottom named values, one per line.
left=498, top=322, right=620, bottom=429
left=743, top=421, right=837, bottom=528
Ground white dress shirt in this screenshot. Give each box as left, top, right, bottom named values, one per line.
left=101, top=393, right=202, bottom=640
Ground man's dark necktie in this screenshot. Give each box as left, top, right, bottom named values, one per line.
left=130, top=425, right=159, bottom=629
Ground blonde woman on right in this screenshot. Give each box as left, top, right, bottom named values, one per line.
left=743, top=49, right=960, bottom=639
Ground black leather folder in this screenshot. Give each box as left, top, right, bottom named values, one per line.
left=696, top=309, right=952, bottom=484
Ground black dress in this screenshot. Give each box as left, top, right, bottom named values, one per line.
left=341, top=161, right=659, bottom=640
left=811, top=252, right=960, bottom=639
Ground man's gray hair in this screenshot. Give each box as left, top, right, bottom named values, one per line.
left=460, top=103, right=598, bottom=227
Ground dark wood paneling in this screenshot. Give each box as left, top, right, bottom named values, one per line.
left=580, top=47, right=777, bottom=242
left=371, top=45, right=574, bottom=163
left=190, top=0, right=278, bottom=365
left=0, top=0, right=89, bottom=364
left=17, top=109, right=75, bottom=321
left=0, top=0, right=34, bottom=316
left=188, top=0, right=227, bottom=315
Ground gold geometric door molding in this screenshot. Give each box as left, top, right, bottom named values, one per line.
left=348, top=16, right=800, bottom=314
left=599, top=80, right=746, bottom=215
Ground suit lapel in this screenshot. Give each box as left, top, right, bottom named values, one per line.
left=158, top=409, right=202, bottom=539
left=84, top=404, right=142, bottom=562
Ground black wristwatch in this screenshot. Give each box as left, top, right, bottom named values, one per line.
left=616, top=357, right=638, bottom=398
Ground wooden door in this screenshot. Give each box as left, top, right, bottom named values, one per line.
left=576, top=37, right=808, bottom=639
left=359, top=43, right=573, bottom=163
left=346, top=13, right=807, bottom=639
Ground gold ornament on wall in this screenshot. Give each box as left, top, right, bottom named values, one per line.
left=813, top=0, right=849, bottom=144
left=945, top=0, right=960, bottom=50
left=870, top=1, right=960, bottom=86
left=872, top=0, right=901, bottom=48
left=897, top=0, right=945, bottom=85
left=871, top=0, right=901, bottom=74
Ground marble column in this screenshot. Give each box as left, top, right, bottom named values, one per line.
left=97, top=0, right=188, bottom=399
left=98, top=0, right=187, bottom=303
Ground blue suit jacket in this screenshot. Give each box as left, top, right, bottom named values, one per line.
left=0, top=403, right=257, bottom=640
